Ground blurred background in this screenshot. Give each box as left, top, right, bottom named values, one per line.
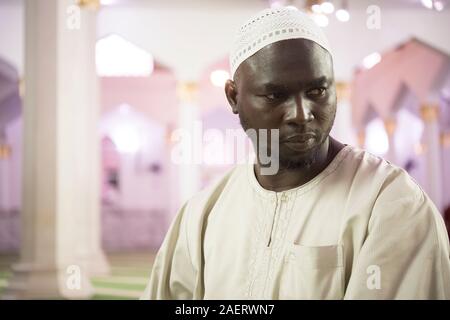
left=0, top=0, right=449, bottom=299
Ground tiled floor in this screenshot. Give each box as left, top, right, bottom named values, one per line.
left=0, top=252, right=155, bottom=300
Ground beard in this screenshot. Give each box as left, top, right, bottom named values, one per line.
left=277, top=141, right=323, bottom=169
left=239, top=112, right=333, bottom=171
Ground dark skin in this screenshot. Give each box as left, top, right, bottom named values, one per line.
left=225, top=38, right=345, bottom=192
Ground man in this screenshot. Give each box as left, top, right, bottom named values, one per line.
left=142, top=7, right=450, bottom=299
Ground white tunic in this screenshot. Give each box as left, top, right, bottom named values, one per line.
left=142, top=145, right=450, bottom=299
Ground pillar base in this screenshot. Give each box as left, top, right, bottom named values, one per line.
left=2, top=262, right=94, bottom=300
left=86, top=252, right=111, bottom=277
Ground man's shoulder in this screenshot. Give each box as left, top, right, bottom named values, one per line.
left=343, top=145, right=423, bottom=200
left=342, top=147, right=442, bottom=238
left=183, top=165, right=247, bottom=217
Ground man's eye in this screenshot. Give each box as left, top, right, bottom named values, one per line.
left=307, top=87, right=326, bottom=97
left=264, top=92, right=287, bottom=101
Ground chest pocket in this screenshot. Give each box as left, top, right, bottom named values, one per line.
left=279, top=244, right=345, bottom=300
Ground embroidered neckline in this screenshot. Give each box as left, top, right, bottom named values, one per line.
left=246, top=145, right=353, bottom=199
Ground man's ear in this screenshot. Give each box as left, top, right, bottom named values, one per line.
left=225, top=79, right=239, bottom=114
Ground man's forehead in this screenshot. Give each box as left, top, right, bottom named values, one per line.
left=256, top=76, right=331, bottom=89
left=237, top=39, right=333, bottom=85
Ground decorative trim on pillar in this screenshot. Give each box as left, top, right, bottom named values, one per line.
left=383, top=118, right=397, bottom=137
left=177, top=81, right=199, bottom=103
left=335, top=81, right=350, bottom=102
left=357, top=131, right=366, bottom=148
left=165, top=123, right=176, bottom=145
left=77, top=0, right=100, bottom=10
left=0, top=130, right=11, bottom=159
left=304, top=0, right=318, bottom=13
left=420, top=104, right=440, bottom=123
left=441, top=132, right=450, bottom=148
left=0, top=144, right=11, bottom=159
left=414, top=143, right=426, bottom=155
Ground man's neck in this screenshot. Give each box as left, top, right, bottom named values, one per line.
left=254, top=137, right=343, bottom=192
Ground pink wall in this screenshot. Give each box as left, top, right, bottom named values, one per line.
left=98, top=65, right=179, bottom=250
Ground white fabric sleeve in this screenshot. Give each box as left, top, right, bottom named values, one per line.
left=344, top=189, right=450, bottom=299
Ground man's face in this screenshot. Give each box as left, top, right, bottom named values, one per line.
left=226, top=38, right=337, bottom=169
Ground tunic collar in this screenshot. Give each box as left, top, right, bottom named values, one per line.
left=246, top=145, right=353, bottom=200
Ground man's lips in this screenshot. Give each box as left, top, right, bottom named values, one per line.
left=281, top=132, right=316, bottom=143
left=281, top=132, right=317, bottom=151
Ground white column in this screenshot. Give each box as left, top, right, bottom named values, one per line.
left=441, top=132, right=450, bottom=210
left=2, top=0, right=108, bottom=299
left=420, top=103, right=443, bottom=213
left=83, top=2, right=110, bottom=277
left=332, top=82, right=357, bottom=146
left=175, top=81, right=201, bottom=207
left=0, top=139, right=12, bottom=210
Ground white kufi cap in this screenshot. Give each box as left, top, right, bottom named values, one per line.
left=229, top=7, right=332, bottom=79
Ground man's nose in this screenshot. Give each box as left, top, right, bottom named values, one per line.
left=285, top=95, right=314, bottom=124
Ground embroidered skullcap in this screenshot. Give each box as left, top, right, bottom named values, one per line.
left=229, top=7, right=332, bottom=79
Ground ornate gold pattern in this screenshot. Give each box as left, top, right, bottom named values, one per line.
left=176, top=81, right=199, bottom=103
